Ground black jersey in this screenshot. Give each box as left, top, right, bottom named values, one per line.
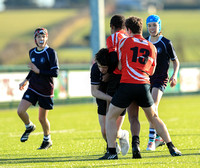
left=26, top=46, right=59, bottom=97
left=90, top=63, right=107, bottom=92
left=146, top=36, right=177, bottom=85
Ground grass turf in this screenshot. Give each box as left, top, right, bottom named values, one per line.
left=0, top=95, right=200, bottom=167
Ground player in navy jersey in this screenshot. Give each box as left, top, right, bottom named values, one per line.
left=145, top=15, right=180, bottom=151
left=90, top=48, right=129, bottom=156
left=17, top=27, right=59, bottom=149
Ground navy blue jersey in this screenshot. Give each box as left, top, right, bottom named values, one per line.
left=26, top=46, right=59, bottom=97
left=90, top=63, right=107, bottom=92
left=146, top=36, right=177, bottom=86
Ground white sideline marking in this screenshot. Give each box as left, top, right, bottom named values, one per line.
left=7, top=129, right=100, bottom=137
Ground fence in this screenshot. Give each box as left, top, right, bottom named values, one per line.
left=0, top=63, right=200, bottom=109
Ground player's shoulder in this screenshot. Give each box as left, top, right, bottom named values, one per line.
left=29, top=47, right=35, bottom=52
left=160, top=36, right=171, bottom=45
left=91, top=63, right=100, bottom=74
left=46, top=47, right=55, bottom=52
left=91, top=62, right=98, bottom=70
left=46, top=47, right=57, bottom=55
left=29, top=47, right=36, bottom=55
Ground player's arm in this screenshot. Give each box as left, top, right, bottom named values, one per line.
left=169, top=58, right=180, bottom=87
left=108, top=51, right=118, bottom=73
left=118, top=60, right=122, bottom=71
left=148, top=46, right=157, bottom=76
left=91, top=85, right=112, bottom=102
left=19, top=71, right=33, bottom=90
left=167, top=41, right=180, bottom=87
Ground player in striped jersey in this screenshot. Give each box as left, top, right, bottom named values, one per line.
left=145, top=15, right=180, bottom=151
left=106, top=14, right=141, bottom=158
left=99, top=16, right=181, bottom=160
left=17, top=27, right=59, bottom=149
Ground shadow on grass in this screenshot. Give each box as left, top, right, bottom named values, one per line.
left=0, top=150, right=199, bottom=165
left=0, top=155, right=97, bottom=165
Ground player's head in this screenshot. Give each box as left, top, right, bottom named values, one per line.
left=34, top=27, right=48, bottom=47
left=146, top=14, right=161, bottom=34
left=110, top=14, right=125, bottom=33
left=95, top=48, right=110, bottom=74
left=125, top=16, right=143, bottom=35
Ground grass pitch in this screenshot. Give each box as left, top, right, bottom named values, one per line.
left=0, top=95, right=200, bottom=167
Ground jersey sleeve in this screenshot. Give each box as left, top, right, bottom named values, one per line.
left=40, top=49, right=59, bottom=77
left=90, top=63, right=101, bottom=85
left=167, top=41, right=178, bottom=61
left=49, top=49, right=59, bottom=70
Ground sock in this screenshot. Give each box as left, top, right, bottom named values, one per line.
left=149, top=128, right=156, bottom=142
left=25, top=121, right=33, bottom=129
left=108, top=148, right=116, bottom=154
left=132, top=135, right=139, bottom=145
left=167, top=142, right=174, bottom=149
left=43, top=134, right=51, bottom=142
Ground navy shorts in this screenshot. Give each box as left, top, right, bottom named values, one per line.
left=22, top=89, right=54, bottom=110
left=151, top=82, right=166, bottom=92
left=96, top=98, right=126, bottom=116
left=111, top=83, right=154, bottom=108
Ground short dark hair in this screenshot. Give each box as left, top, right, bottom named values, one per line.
left=95, top=48, right=109, bottom=66
left=125, top=16, right=143, bottom=34
left=110, top=14, right=125, bottom=29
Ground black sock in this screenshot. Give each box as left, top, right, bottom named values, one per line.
left=132, top=135, right=140, bottom=145
left=108, top=148, right=116, bottom=154
left=167, top=142, right=175, bottom=148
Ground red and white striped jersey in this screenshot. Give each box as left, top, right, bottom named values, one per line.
left=118, top=34, right=157, bottom=84
left=106, top=29, right=128, bottom=74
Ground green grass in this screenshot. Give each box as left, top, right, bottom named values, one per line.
left=0, top=95, right=200, bottom=167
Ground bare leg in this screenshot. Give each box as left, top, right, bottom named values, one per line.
left=127, top=102, right=140, bottom=136
left=143, top=105, right=171, bottom=143
left=38, top=107, right=50, bottom=136
left=106, top=104, right=125, bottom=148
left=116, top=115, right=125, bottom=138
left=98, top=114, right=106, bottom=141
left=149, top=87, right=163, bottom=128
left=17, top=99, right=32, bottom=125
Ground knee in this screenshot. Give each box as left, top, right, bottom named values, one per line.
left=38, top=116, right=45, bottom=124
left=17, top=108, right=25, bottom=116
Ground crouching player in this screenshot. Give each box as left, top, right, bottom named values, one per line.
left=90, top=48, right=129, bottom=155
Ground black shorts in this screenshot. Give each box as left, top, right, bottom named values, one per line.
left=107, top=73, right=121, bottom=96
left=22, top=89, right=54, bottom=110
left=151, top=82, right=166, bottom=92
left=96, top=98, right=126, bottom=116
left=111, top=83, right=154, bottom=108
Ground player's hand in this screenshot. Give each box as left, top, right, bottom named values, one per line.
left=19, top=80, right=28, bottom=90
left=169, top=76, right=177, bottom=88
left=28, top=63, right=40, bottom=74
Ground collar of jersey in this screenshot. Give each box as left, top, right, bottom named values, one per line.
left=149, top=35, right=163, bottom=44
left=34, top=45, right=49, bottom=54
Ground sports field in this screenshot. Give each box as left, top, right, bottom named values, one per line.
left=0, top=95, right=200, bottom=167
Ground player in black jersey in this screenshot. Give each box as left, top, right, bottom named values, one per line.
left=17, top=27, right=59, bottom=149
left=145, top=15, right=180, bottom=151
left=90, top=48, right=129, bottom=156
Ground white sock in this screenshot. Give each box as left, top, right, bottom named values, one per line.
left=44, top=134, right=51, bottom=142
left=25, top=121, right=33, bottom=129
left=149, top=128, right=156, bottom=142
